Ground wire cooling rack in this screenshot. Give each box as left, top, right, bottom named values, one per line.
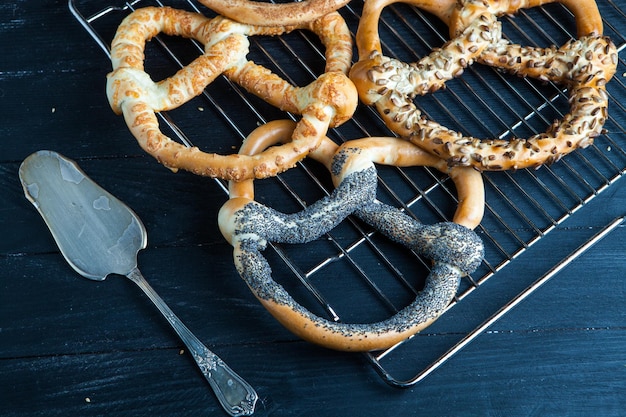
left=68, top=0, right=626, bottom=387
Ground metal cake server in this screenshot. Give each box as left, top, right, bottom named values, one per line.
left=19, top=150, right=258, bottom=417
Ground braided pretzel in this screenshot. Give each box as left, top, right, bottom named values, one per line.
left=350, top=0, right=617, bottom=170
left=197, top=0, right=352, bottom=26
left=106, top=6, right=357, bottom=181
left=218, top=120, right=484, bottom=351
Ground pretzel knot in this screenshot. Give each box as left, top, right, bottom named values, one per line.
left=218, top=120, right=484, bottom=351
left=106, top=6, right=357, bottom=181
left=350, top=0, right=618, bottom=171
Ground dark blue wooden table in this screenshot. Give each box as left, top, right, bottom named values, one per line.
left=2, top=1, right=625, bottom=416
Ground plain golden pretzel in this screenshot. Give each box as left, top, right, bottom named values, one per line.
left=197, top=0, right=352, bottom=26
left=350, top=0, right=617, bottom=170
left=106, top=6, right=357, bottom=181
left=218, top=120, right=484, bottom=351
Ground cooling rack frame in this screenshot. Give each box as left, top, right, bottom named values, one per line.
left=68, top=0, right=626, bottom=388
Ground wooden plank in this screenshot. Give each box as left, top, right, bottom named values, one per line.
left=2, top=0, right=625, bottom=416
left=2, top=328, right=624, bottom=416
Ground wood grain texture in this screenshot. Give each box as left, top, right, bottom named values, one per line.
left=1, top=0, right=625, bottom=416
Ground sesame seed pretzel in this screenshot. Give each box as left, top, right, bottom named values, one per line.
left=350, top=0, right=618, bottom=170
left=106, top=6, right=357, bottom=181
left=218, top=120, right=484, bottom=351
left=197, top=0, right=352, bottom=26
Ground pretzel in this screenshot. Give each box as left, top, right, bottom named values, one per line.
left=350, top=0, right=617, bottom=170
left=218, top=120, right=484, bottom=351
left=106, top=6, right=357, bottom=181
left=197, top=0, right=352, bottom=26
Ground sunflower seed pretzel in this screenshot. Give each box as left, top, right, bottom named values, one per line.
left=350, top=0, right=617, bottom=170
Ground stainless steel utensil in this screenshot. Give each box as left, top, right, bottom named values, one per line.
left=19, top=150, right=258, bottom=416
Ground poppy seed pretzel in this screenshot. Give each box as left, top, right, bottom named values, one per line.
left=197, top=0, right=352, bottom=26
left=106, top=6, right=357, bottom=181
left=351, top=0, right=617, bottom=171
left=218, top=120, right=484, bottom=351
left=331, top=136, right=485, bottom=230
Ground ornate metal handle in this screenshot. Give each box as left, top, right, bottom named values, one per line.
left=126, top=267, right=258, bottom=416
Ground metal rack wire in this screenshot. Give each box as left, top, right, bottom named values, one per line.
left=69, top=0, right=626, bottom=388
